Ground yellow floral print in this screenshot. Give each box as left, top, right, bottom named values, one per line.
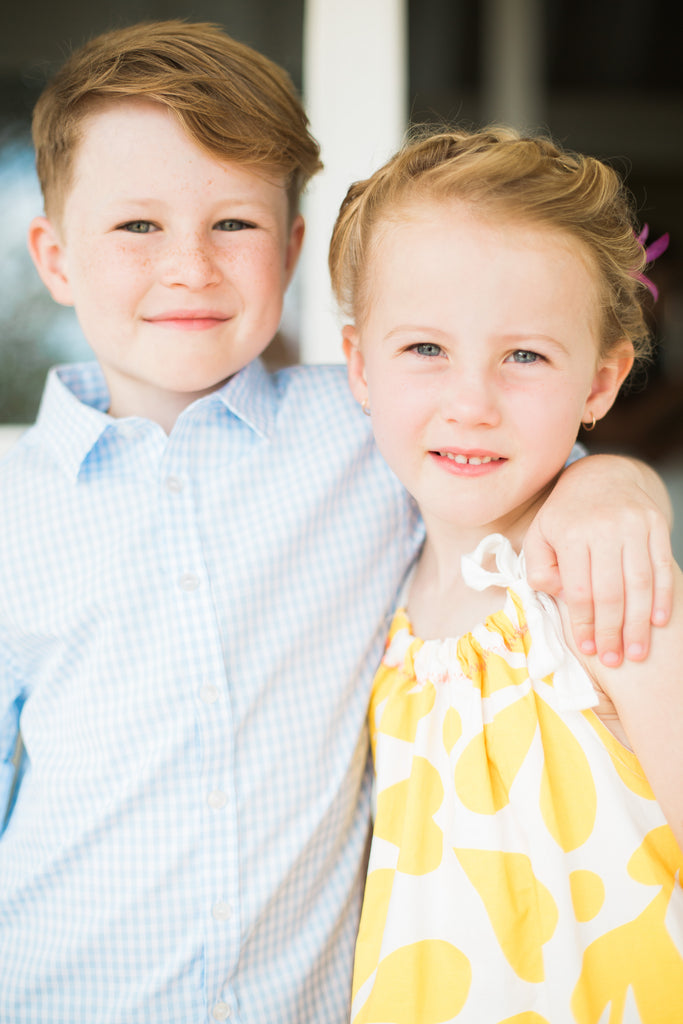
left=351, top=535, right=683, bottom=1024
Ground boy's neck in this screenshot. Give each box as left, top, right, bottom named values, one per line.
left=105, top=375, right=232, bottom=435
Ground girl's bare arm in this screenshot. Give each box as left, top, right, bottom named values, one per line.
left=561, top=563, right=683, bottom=852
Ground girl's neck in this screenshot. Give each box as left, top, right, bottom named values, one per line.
left=406, top=500, right=543, bottom=641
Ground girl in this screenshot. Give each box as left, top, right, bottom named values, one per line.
left=329, top=127, right=683, bottom=1024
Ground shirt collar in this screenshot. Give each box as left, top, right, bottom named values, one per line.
left=213, top=357, right=277, bottom=439
left=35, top=359, right=279, bottom=481
left=36, top=364, right=115, bottom=481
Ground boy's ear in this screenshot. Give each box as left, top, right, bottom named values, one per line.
left=283, top=214, right=305, bottom=286
left=27, top=216, right=74, bottom=307
left=584, top=340, right=634, bottom=425
left=342, top=325, right=369, bottom=406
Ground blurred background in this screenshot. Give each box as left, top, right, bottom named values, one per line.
left=1, top=0, right=681, bottom=553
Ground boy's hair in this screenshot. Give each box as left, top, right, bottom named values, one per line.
left=329, top=125, right=652, bottom=362
left=32, top=19, right=322, bottom=223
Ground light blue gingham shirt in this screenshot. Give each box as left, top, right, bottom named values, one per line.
left=0, top=359, right=423, bottom=1024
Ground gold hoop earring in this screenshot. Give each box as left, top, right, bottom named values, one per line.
left=583, top=412, right=597, bottom=431
left=361, top=399, right=371, bottom=417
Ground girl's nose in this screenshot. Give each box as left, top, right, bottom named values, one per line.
left=440, top=367, right=501, bottom=427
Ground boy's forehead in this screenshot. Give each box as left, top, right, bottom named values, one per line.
left=77, top=96, right=250, bottom=167
left=67, top=97, right=289, bottom=208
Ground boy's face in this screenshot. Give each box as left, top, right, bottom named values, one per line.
left=29, top=98, right=304, bottom=430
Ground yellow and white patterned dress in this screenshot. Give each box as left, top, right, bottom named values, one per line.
left=351, top=534, right=683, bottom=1024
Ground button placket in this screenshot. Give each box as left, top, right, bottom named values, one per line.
left=212, top=1001, right=232, bottom=1020
left=178, top=572, right=201, bottom=591
left=200, top=683, right=220, bottom=705
left=164, top=474, right=185, bottom=494
left=160, top=446, right=240, bottom=1015
left=212, top=901, right=232, bottom=921
left=161, top=462, right=202, bottom=594
left=208, top=790, right=227, bottom=810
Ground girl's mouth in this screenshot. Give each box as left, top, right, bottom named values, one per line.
left=438, top=452, right=503, bottom=466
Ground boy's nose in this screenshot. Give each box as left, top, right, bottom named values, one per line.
left=159, top=239, right=222, bottom=289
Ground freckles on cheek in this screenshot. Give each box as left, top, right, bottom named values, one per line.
left=246, top=236, right=287, bottom=279
left=94, top=245, right=153, bottom=288
left=75, top=248, right=141, bottom=307
left=112, top=240, right=153, bottom=270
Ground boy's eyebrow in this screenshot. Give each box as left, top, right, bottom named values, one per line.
left=105, top=195, right=277, bottom=208
left=100, top=195, right=285, bottom=224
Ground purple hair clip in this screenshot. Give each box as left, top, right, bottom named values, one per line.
left=635, top=224, right=670, bottom=301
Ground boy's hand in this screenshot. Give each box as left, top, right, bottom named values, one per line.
left=524, top=455, right=674, bottom=667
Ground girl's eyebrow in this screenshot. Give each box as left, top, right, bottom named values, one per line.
left=383, top=325, right=450, bottom=341
left=382, top=326, right=571, bottom=350
left=499, top=332, right=572, bottom=353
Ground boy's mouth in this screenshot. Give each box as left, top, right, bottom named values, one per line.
left=145, top=309, right=230, bottom=330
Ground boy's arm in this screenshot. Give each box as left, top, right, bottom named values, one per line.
left=525, top=455, right=674, bottom=668
left=572, top=563, right=683, bottom=853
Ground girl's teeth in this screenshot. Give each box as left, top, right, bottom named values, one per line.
left=444, top=453, right=496, bottom=465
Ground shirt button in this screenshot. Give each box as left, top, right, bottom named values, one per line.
left=178, top=573, right=200, bottom=591
left=200, top=684, right=219, bottom=705
left=212, top=901, right=232, bottom=921
left=212, top=1002, right=231, bottom=1020
left=165, top=475, right=184, bottom=493
left=208, top=790, right=227, bottom=810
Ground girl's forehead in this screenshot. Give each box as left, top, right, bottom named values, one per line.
left=361, top=198, right=603, bottom=336
left=371, top=198, right=592, bottom=268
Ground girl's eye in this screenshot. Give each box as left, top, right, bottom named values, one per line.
left=119, top=220, right=157, bottom=233
left=411, top=342, right=443, bottom=358
left=508, top=349, right=542, bottom=364
left=216, top=219, right=254, bottom=232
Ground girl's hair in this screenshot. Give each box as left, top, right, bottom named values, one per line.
left=32, top=20, right=322, bottom=224
left=329, top=125, right=652, bottom=361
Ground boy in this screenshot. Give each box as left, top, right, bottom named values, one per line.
left=0, top=20, right=673, bottom=1023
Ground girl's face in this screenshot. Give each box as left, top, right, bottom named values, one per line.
left=344, top=201, right=633, bottom=545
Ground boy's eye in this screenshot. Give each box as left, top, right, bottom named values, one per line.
left=118, top=220, right=157, bottom=233
left=410, top=342, right=443, bottom=358
left=507, top=349, right=542, bottom=364
left=215, top=219, right=254, bottom=231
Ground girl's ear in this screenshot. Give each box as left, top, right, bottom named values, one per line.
left=27, top=216, right=74, bottom=307
left=583, top=340, right=635, bottom=426
left=342, top=325, right=369, bottom=407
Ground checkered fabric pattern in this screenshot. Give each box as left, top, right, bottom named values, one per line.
left=0, top=359, right=423, bottom=1024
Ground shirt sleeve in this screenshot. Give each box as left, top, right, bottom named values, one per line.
left=0, top=655, right=24, bottom=835
left=567, top=442, right=587, bottom=465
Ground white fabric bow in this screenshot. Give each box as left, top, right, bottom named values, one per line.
left=461, top=534, right=598, bottom=711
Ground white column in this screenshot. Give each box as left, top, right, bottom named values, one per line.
left=299, top=0, right=408, bottom=363
left=481, top=0, right=544, bottom=130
